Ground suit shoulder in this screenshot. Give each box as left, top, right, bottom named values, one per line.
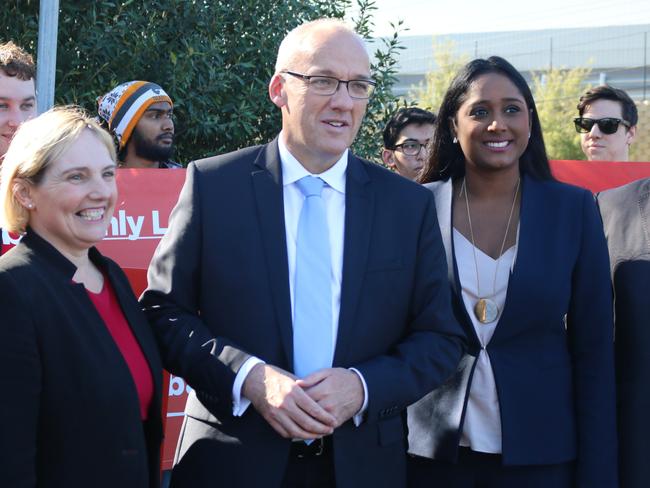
left=191, top=143, right=267, bottom=175
left=531, top=177, right=593, bottom=203
left=0, top=244, right=35, bottom=276
left=0, top=248, right=38, bottom=306
left=358, top=157, right=431, bottom=200
left=598, top=177, right=649, bottom=209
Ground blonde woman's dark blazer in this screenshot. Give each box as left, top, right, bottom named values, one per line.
left=0, top=230, right=163, bottom=488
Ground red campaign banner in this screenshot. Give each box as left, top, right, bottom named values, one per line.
left=6, top=162, right=644, bottom=472
left=550, top=160, right=650, bottom=193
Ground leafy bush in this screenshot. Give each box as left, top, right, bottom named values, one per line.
left=2, top=0, right=402, bottom=165
left=532, top=67, right=591, bottom=160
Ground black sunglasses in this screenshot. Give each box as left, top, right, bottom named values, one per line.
left=573, top=117, right=630, bottom=135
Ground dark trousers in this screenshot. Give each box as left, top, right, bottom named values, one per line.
left=407, top=447, right=574, bottom=488
left=282, top=437, right=336, bottom=488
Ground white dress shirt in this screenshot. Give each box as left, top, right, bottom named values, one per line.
left=232, top=137, right=367, bottom=423
left=453, top=228, right=517, bottom=454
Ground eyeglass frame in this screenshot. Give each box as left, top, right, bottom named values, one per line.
left=573, top=117, right=631, bottom=135
left=391, top=139, right=431, bottom=156
left=281, top=70, right=377, bottom=99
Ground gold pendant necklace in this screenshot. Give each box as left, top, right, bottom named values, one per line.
left=461, top=177, right=520, bottom=324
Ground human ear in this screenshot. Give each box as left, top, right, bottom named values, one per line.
left=12, top=178, right=35, bottom=210
left=268, top=74, right=288, bottom=109
left=626, top=125, right=637, bottom=145
left=382, top=149, right=395, bottom=167
left=449, top=117, right=458, bottom=142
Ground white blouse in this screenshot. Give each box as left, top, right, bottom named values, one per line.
left=453, top=228, right=517, bottom=454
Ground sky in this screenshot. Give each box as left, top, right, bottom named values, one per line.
left=348, top=0, right=650, bottom=36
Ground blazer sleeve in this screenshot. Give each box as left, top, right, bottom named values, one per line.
left=568, top=190, right=618, bottom=488
left=140, top=163, right=251, bottom=402
left=354, top=190, right=466, bottom=423
left=0, top=270, right=40, bottom=487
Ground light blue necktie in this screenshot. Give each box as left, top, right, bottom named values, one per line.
left=293, top=176, right=333, bottom=379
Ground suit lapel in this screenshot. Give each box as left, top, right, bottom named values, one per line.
left=333, top=155, right=373, bottom=366
left=427, top=180, right=455, bottom=283
left=490, top=174, right=539, bottom=343
left=429, top=180, right=481, bottom=348
left=251, top=140, right=294, bottom=366
left=105, top=262, right=163, bottom=416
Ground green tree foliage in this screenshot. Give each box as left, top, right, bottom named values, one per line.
left=2, top=0, right=403, bottom=164
left=349, top=0, right=407, bottom=162
left=532, top=67, right=591, bottom=160
left=411, top=39, right=468, bottom=114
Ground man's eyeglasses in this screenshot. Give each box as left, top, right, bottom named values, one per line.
left=281, top=71, right=376, bottom=99
left=393, top=140, right=430, bottom=156
left=573, top=117, right=630, bottom=135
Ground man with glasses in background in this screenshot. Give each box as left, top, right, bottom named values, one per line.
left=382, top=107, right=436, bottom=181
left=574, top=85, right=637, bottom=162
left=142, top=18, right=463, bottom=488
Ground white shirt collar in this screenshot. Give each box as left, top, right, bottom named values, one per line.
left=278, top=134, right=347, bottom=194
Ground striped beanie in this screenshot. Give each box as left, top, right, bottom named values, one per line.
left=97, top=81, right=172, bottom=149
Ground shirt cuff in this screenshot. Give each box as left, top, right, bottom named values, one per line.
left=349, top=367, right=368, bottom=426
left=232, top=356, right=265, bottom=416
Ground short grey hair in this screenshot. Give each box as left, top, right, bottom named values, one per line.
left=274, top=18, right=364, bottom=74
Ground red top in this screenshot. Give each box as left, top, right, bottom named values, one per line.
left=86, top=276, right=154, bottom=420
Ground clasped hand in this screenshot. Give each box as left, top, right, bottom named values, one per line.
left=242, top=364, right=364, bottom=440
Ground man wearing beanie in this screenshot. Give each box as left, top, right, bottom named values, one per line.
left=98, top=80, right=181, bottom=168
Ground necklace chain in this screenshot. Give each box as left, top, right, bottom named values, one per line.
left=461, top=177, right=520, bottom=319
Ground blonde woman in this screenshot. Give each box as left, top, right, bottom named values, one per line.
left=0, top=106, right=163, bottom=487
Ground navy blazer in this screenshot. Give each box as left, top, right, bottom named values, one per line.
left=0, top=231, right=163, bottom=488
left=598, top=177, right=650, bottom=488
left=408, top=175, right=617, bottom=488
left=140, top=139, right=465, bottom=488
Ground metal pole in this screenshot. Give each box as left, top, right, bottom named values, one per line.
left=549, top=37, right=553, bottom=71
left=643, top=32, right=648, bottom=102
left=474, top=40, right=478, bottom=58
left=36, top=0, right=60, bottom=114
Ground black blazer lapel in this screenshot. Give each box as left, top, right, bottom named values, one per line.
left=333, top=155, right=373, bottom=366
left=251, top=140, right=294, bottom=367
left=100, top=256, right=163, bottom=419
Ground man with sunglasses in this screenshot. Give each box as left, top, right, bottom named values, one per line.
left=142, top=18, right=463, bottom=488
left=586, top=83, right=649, bottom=488
left=382, top=107, right=436, bottom=181
left=575, top=85, right=638, bottom=161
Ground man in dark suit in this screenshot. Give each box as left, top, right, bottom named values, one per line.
left=598, top=177, right=650, bottom=488
left=141, top=18, right=464, bottom=488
